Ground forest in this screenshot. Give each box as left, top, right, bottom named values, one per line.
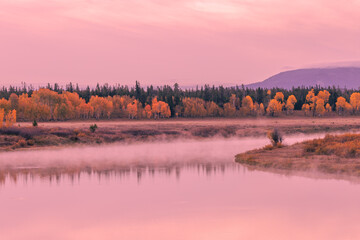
left=0, top=82, right=360, bottom=123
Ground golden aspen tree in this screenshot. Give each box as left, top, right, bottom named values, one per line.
left=127, top=100, right=138, bottom=119
left=305, top=89, right=316, bottom=115
left=274, top=92, right=284, bottom=102
left=267, top=99, right=283, bottom=116
left=151, top=97, right=161, bottom=119
left=267, top=92, right=284, bottom=116
left=160, top=102, right=171, bottom=118
left=259, top=103, right=265, bottom=115
left=78, top=102, right=94, bottom=119
left=31, top=88, right=61, bottom=120
left=205, top=101, right=222, bottom=117
left=223, top=103, right=236, bottom=117
left=9, top=93, right=19, bottom=110
left=315, top=99, right=325, bottom=116
left=302, top=104, right=310, bottom=116
left=317, top=90, right=330, bottom=103
left=0, top=108, right=4, bottom=128
left=304, top=89, right=330, bottom=117
left=89, top=96, right=114, bottom=119
left=5, top=110, right=16, bottom=127
left=350, top=92, right=360, bottom=114
left=253, top=102, right=259, bottom=115
left=336, top=97, right=352, bottom=115
left=0, top=98, right=10, bottom=112
left=325, top=103, right=332, bottom=113
left=241, top=96, right=254, bottom=116
left=182, top=97, right=206, bottom=117
left=144, top=104, right=152, bottom=118
left=285, top=95, right=297, bottom=114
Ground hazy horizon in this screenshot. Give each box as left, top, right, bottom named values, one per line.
left=1, top=0, right=360, bottom=87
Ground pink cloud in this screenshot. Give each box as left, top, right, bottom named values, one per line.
left=0, top=0, right=359, bottom=87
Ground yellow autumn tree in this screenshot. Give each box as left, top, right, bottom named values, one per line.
left=205, top=101, right=222, bottom=117
left=0, top=108, right=4, bottom=128
left=302, top=104, right=310, bottom=116
left=336, top=97, right=352, bottom=115
left=223, top=103, right=236, bottom=117
left=9, top=93, right=19, bottom=111
left=350, top=92, right=360, bottom=114
left=303, top=89, right=330, bottom=116
left=160, top=101, right=171, bottom=118
left=89, top=96, right=114, bottom=119
left=315, top=99, right=325, bottom=116
left=5, top=110, right=16, bottom=127
left=285, top=95, right=297, bottom=114
left=267, top=92, right=284, bottom=116
left=259, top=103, right=265, bottom=115
left=144, top=104, right=152, bottom=118
left=182, top=97, right=207, bottom=117
left=127, top=100, right=138, bottom=119
left=267, top=99, right=283, bottom=116
left=241, top=96, right=254, bottom=116
left=274, top=92, right=284, bottom=102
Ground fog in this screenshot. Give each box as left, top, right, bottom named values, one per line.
left=0, top=133, right=331, bottom=170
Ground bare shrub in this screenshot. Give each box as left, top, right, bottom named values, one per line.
left=267, top=128, right=283, bottom=147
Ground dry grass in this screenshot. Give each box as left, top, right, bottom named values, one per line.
left=3, top=117, right=360, bottom=152
left=304, top=134, right=360, bottom=158
left=235, top=133, right=360, bottom=177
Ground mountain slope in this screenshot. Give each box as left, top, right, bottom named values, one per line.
left=246, top=67, right=360, bottom=89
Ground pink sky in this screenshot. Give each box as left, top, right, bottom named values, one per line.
left=0, top=0, right=360, bottom=87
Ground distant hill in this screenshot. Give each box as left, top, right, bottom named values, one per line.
left=246, top=67, right=360, bottom=89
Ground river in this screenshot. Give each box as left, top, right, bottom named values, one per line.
left=1, top=133, right=360, bottom=240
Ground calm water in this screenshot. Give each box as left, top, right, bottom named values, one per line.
left=1, top=134, right=360, bottom=240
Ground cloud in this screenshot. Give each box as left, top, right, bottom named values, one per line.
left=0, top=0, right=359, bottom=86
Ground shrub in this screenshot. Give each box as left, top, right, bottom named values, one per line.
left=32, top=120, right=38, bottom=127
left=77, top=132, right=86, bottom=137
left=0, top=127, right=44, bottom=139
left=267, top=128, right=283, bottom=146
left=12, top=139, right=27, bottom=149
left=90, top=124, right=98, bottom=133
left=26, top=139, right=35, bottom=146
left=17, top=139, right=27, bottom=147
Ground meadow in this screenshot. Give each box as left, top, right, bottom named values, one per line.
left=1, top=117, right=360, bottom=152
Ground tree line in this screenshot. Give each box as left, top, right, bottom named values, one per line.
left=1, top=82, right=360, bottom=123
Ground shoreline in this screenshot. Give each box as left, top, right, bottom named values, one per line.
left=2, top=117, right=360, bottom=152
left=235, top=133, right=360, bottom=180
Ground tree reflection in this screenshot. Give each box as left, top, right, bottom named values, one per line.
left=0, top=162, right=240, bottom=185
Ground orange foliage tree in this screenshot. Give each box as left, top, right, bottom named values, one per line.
left=303, top=89, right=330, bottom=116
left=0, top=108, right=4, bottom=128
left=350, top=92, right=360, bottom=114
left=336, top=97, right=352, bottom=115
left=285, top=95, right=297, bottom=114
left=267, top=92, right=284, bottom=116
left=241, top=96, right=254, bottom=116
left=5, top=110, right=16, bottom=127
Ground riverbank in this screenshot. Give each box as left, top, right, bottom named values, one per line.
left=235, top=133, right=360, bottom=178
left=2, top=117, right=360, bottom=151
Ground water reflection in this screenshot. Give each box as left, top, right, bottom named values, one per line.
left=2, top=135, right=360, bottom=240
left=0, top=162, right=240, bottom=185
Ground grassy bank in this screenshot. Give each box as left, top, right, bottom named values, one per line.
left=2, top=117, right=360, bottom=151
left=235, top=133, right=360, bottom=177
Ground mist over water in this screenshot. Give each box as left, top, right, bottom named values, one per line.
left=0, top=132, right=341, bottom=186
left=0, top=132, right=329, bottom=169
left=2, top=132, right=360, bottom=240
